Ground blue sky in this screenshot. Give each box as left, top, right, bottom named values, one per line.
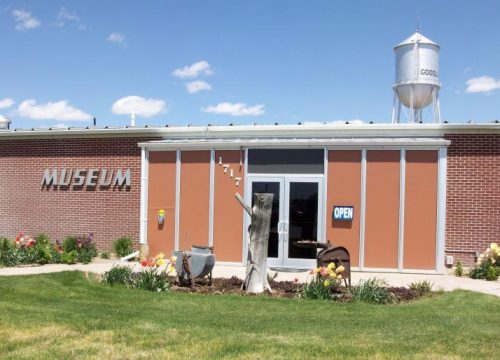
left=1, top=0, right=499, bottom=128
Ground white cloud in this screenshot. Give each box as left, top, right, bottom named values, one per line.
left=185, top=80, right=212, bottom=94
left=111, top=96, right=166, bottom=118
left=466, top=76, right=500, bottom=94
left=18, top=100, right=91, bottom=121
left=107, top=32, right=126, bottom=47
left=56, top=7, right=86, bottom=30
left=12, top=9, right=41, bottom=31
left=202, top=102, right=265, bottom=117
left=172, top=61, right=212, bottom=79
left=0, top=98, right=15, bottom=109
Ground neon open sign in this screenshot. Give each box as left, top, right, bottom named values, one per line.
left=333, top=206, right=354, bottom=221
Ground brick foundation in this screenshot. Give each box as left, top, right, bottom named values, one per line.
left=0, top=137, right=154, bottom=251
left=444, top=134, right=500, bottom=267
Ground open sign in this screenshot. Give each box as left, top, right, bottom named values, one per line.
left=333, top=206, right=354, bottom=221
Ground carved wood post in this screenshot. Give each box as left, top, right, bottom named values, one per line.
left=235, top=192, right=273, bottom=293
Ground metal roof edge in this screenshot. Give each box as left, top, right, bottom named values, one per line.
left=138, top=137, right=451, bottom=150
left=0, top=123, right=499, bottom=140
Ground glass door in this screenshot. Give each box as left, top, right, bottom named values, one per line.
left=246, top=176, right=323, bottom=269
left=283, top=177, right=323, bottom=268
left=247, top=177, right=285, bottom=267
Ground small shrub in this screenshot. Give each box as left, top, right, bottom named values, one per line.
left=469, top=243, right=500, bottom=281
left=409, top=280, right=433, bottom=296
left=100, top=251, right=110, bottom=259
left=131, top=267, right=170, bottom=292
left=33, top=245, right=52, bottom=265
left=62, top=234, right=97, bottom=264
left=61, top=250, right=77, bottom=264
left=62, top=236, right=78, bottom=253
left=301, top=280, right=333, bottom=300
left=455, top=261, right=464, bottom=277
left=350, top=278, right=397, bottom=304
left=0, top=237, right=18, bottom=267
left=103, top=265, right=133, bottom=286
left=113, top=237, right=134, bottom=258
left=35, top=233, right=51, bottom=246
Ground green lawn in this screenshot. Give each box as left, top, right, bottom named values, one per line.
left=0, top=272, right=498, bottom=359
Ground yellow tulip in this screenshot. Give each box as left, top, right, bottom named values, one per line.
left=170, top=255, right=177, bottom=263
left=156, top=252, right=165, bottom=259
left=336, top=265, right=345, bottom=274
left=323, top=280, right=331, bottom=287
left=327, top=262, right=336, bottom=270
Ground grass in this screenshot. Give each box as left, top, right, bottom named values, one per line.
left=0, top=272, right=499, bottom=359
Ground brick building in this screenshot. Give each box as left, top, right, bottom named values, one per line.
left=0, top=123, right=498, bottom=270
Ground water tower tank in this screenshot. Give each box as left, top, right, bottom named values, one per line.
left=0, top=115, right=11, bottom=130
left=392, top=31, right=441, bottom=123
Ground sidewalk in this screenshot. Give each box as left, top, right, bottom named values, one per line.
left=1, top=260, right=499, bottom=297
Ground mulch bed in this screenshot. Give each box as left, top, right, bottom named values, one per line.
left=170, top=276, right=425, bottom=301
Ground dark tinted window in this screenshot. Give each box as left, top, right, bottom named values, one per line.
left=248, top=149, right=324, bottom=174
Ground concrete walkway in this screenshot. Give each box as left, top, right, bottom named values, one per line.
left=1, top=260, right=499, bottom=297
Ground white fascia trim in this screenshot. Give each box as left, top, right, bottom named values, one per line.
left=397, top=149, right=406, bottom=271
left=436, top=147, right=447, bottom=273
left=139, top=147, right=149, bottom=245
left=174, top=149, right=181, bottom=251
left=208, top=149, right=215, bottom=247
left=359, top=148, right=367, bottom=270
left=139, top=138, right=451, bottom=150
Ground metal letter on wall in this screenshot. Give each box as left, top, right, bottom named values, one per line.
left=73, top=169, right=86, bottom=186
left=99, top=169, right=114, bottom=186
left=86, top=169, right=99, bottom=186
left=114, top=168, right=131, bottom=187
left=41, top=168, right=131, bottom=189
left=42, top=169, right=58, bottom=186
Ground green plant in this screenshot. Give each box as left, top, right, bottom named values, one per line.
left=102, top=265, right=133, bottom=286
left=113, top=237, right=134, bottom=258
left=469, top=243, right=500, bottom=281
left=35, top=233, right=51, bottom=246
left=301, top=280, right=332, bottom=300
left=301, top=263, right=345, bottom=300
left=455, top=261, right=464, bottom=277
left=0, top=237, right=18, bottom=267
left=33, top=245, right=52, bottom=265
left=100, top=251, right=110, bottom=259
left=62, top=236, right=78, bottom=253
left=131, top=267, right=170, bottom=292
left=61, top=250, right=77, bottom=264
left=350, top=278, right=397, bottom=304
left=409, top=280, right=433, bottom=296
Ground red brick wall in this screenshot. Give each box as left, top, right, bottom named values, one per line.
left=0, top=137, right=154, bottom=251
left=445, top=134, right=500, bottom=266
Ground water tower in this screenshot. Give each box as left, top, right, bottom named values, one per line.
left=392, top=30, right=441, bottom=123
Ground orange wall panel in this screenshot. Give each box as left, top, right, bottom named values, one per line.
left=364, top=151, right=400, bottom=268
left=179, top=151, right=210, bottom=250
left=326, top=151, right=361, bottom=266
left=403, top=151, right=438, bottom=270
left=213, top=150, right=245, bottom=262
left=147, top=151, right=176, bottom=256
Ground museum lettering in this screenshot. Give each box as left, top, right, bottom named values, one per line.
left=41, top=168, right=131, bottom=187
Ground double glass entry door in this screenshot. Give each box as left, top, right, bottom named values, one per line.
left=246, top=176, right=324, bottom=268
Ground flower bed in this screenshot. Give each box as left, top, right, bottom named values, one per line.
left=0, top=232, right=98, bottom=267
left=102, top=253, right=435, bottom=303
